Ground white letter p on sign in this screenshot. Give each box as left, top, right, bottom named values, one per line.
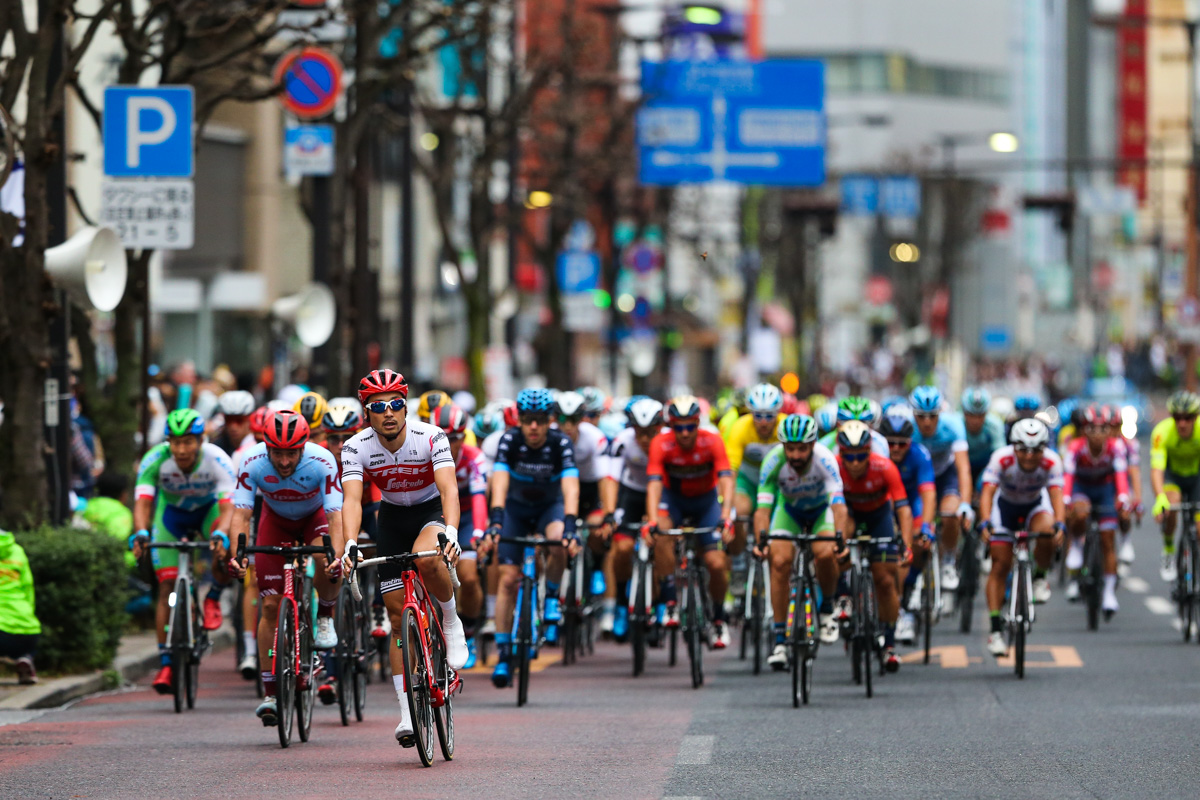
left=126, top=96, right=177, bottom=168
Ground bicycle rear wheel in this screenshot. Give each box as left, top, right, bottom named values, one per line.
left=516, top=581, right=533, bottom=708
left=275, top=598, right=297, bottom=748
left=922, top=558, right=934, bottom=665
left=958, top=536, right=976, bottom=633
left=1084, top=531, right=1101, bottom=631
left=401, top=608, right=436, bottom=766
left=793, top=567, right=818, bottom=707
left=1013, top=563, right=1029, bottom=679
left=751, top=561, right=766, bottom=675
left=432, top=629, right=455, bottom=761
left=686, top=574, right=705, bottom=689
left=860, top=577, right=875, bottom=698
left=1176, top=540, right=1192, bottom=642
left=1191, top=542, right=1200, bottom=646
left=630, top=560, right=647, bottom=677
left=170, top=578, right=189, bottom=714
left=335, top=589, right=354, bottom=726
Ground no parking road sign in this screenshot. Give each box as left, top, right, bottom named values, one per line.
left=274, top=47, right=343, bottom=120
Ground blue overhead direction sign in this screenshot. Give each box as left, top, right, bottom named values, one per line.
left=637, top=59, right=825, bottom=187
left=103, top=86, right=194, bottom=177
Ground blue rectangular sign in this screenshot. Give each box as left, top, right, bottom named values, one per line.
left=103, top=86, right=194, bottom=177
left=840, top=175, right=878, bottom=215
left=637, top=60, right=825, bottom=187
left=557, top=251, right=601, bottom=293
left=841, top=174, right=922, bottom=218
left=980, top=325, right=1012, bottom=352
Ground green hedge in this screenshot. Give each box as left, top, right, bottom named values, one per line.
left=13, top=525, right=128, bottom=673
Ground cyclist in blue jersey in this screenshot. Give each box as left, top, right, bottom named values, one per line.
left=478, top=388, right=581, bottom=688
left=909, top=386, right=973, bottom=600
left=880, top=407, right=936, bottom=643
left=961, top=387, right=1007, bottom=493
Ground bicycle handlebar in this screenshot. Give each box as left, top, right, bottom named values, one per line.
left=658, top=526, right=718, bottom=536
left=346, top=534, right=460, bottom=602
left=499, top=536, right=569, bottom=547
left=764, top=533, right=842, bottom=543
left=235, top=532, right=333, bottom=564
left=146, top=541, right=213, bottom=551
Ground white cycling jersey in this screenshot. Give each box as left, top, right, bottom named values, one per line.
left=341, top=420, right=455, bottom=506
left=134, top=442, right=237, bottom=511
left=480, top=429, right=505, bottom=468
left=981, top=445, right=1064, bottom=506
left=570, top=420, right=610, bottom=483
left=606, top=427, right=653, bottom=493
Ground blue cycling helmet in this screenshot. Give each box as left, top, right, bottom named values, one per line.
left=472, top=403, right=504, bottom=438
left=880, top=395, right=908, bottom=414
left=1013, top=393, right=1041, bottom=412
left=815, top=403, right=838, bottom=436
left=909, top=385, right=942, bottom=414
left=961, top=386, right=991, bottom=415
left=516, top=388, right=555, bottom=414
left=878, top=408, right=915, bottom=438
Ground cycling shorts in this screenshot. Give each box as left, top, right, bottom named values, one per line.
left=1071, top=482, right=1117, bottom=527
left=457, top=510, right=476, bottom=557
left=255, top=504, right=329, bottom=596
left=613, top=485, right=648, bottom=540
left=848, top=503, right=899, bottom=562
left=769, top=503, right=834, bottom=539
left=660, top=488, right=722, bottom=550
left=934, top=467, right=960, bottom=505
left=498, top=498, right=564, bottom=566
left=376, top=498, right=446, bottom=594
left=988, top=490, right=1053, bottom=544
left=735, top=469, right=757, bottom=501
left=151, top=499, right=225, bottom=582
left=1164, top=469, right=1200, bottom=503
left=579, top=480, right=601, bottom=518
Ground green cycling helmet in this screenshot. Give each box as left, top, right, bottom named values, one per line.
left=837, top=396, right=874, bottom=423
left=165, top=408, right=205, bottom=438
left=777, top=414, right=818, bottom=444
left=1167, top=390, right=1200, bottom=417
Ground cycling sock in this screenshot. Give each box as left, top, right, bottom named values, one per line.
left=774, top=622, right=786, bottom=645
left=262, top=671, right=275, bottom=697
left=486, top=594, right=497, bottom=618
left=1104, top=574, right=1118, bottom=593
left=659, top=577, right=676, bottom=605
left=881, top=622, right=895, bottom=649
left=617, top=581, right=629, bottom=601
left=904, top=569, right=920, bottom=588
left=819, top=596, right=833, bottom=615
left=393, top=673, right=406, bottom=701
left=158, top=644, right=171, bottom=667
left=205, top=585, right=222, bottom=602
left=242, top=631, right=255, bottom=655
left=989, top=612, right=1003, bottom=634
left=317, top=597, right=336, bottom=618
left=495, top=632, right=511, bottom=661
left=438, top=594, right=457, bottom=617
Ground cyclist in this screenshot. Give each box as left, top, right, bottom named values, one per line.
left=814, top=403, right=838, bottom=439
left=724, top=383, right=783, bottom=559
left=131, top=409, right=237, bottom=695
left=1062, top=405, right=1130, bottom=614
left=835, top=420, right=910, bottom=672
left=226, top=410, right=346, bottom=725
left=578, top=386, right=608, bottom=427
left=1105, top=405, right=1142, bottom=564
left=479, top=399, right=519, bottom=468
left=644, top=395, right=737, bottom=647
left=213, top=390, right=256, bottom=456
left=717, top=388, right=747, bottom=437
left=232, top=405, right=271, bottom=680
left=819, top=397, right=889, bottom=457
left=1150, top=390, right=1200, bottom=582
left=909, top=385, right=973, bottom=601
left=752, top=414, right=846, bottom=669
left=293, top=391, right=328, bottom=446
left=477, top=388, right=580, bottom=687
left=1004, top=393, right=1042, bottom=442
left=435, top=403, right=488, bottom=668
left=554, top=391, right=610, bottom=525
left=338, top=369, right=469, bottom=746
left=977, top=418, right=1066, bottom=656
left=603, top=398, right=666, bottom=638
left=879, top=407, right=936, bottom=645
left=416, top=390, right=451, bottom=424
left=961, top=387, right=1006, bottom=493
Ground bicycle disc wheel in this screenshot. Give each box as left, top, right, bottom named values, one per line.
left=335, top=590, right=353, bottom=726
left=1014, top=565, right=1028, bottom=679
left=401, top=608, right=436, bottom=766
left=516, top=583, right=533, bottom=708
left=170, top=579, right=189, bottom=714
left=432, top=631, right=455, bottom=761
left=275, top=599, right=296, bottom=748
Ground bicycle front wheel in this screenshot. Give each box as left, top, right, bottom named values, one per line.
left=1013, top=563, right=1029, bottom=679
left=1176, top=540, right=1192, bottom=642
left=335, top=588, right=353, bottom=726
left=170, top=578, right=190, bottom=714
left=274, top=598, right=297, bottom=748
left=751, top=562, right=766, bottom=675
left=958, top=538, right=976, bottom=633
left=516, top=581, right=533, bottom=707
left=1084, top=531, right=1101, bottom=631
left=401, top=608, right=436, bottom=766
left=686, top=575, right=705, bottom=688
left=433, top=632, right=455, bottom=761
left=561, top=560, right=579, bottom=667
left=922, top=557, right=934, bottom=665
left=630, top=559, right=648, bottom=677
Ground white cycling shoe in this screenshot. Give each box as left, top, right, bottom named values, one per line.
left=1118, top=536, right=1135, bottom=565
left=907, top=576, right=924, bottom=612
left=256, top=696, right=278, bottom=726
left=819, top=614, right=840, bottom=644
left=314, top=617, right=338, bottom=650
left=1066, top=580, right=1080, bottom=602
left=895, top=612, right=916, bottom=645
left=986, top=632, right=1008, bottom=657
left=1102, top=589, right=1119, bottom=618
left=1161, top=552, right=1178, bottom=583
left=940, top=562, right=960, bottom=593
left=395, top=715, right=415, bottom=748
left=767, top=644, right=789, bottom=671
left=1032, top=578, right=1052, bottom=605
left=1066, top=540, right=1084, bottom=571
left=441, top=612, right=470, bottom=669
left=238, top=653, right=257, bottom=680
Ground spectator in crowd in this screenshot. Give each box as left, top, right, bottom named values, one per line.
left=0, top=528, right=41, bottom=684
left=70, top=393, right=99, bottom=500
left=80, top=471, right=134, bottom=566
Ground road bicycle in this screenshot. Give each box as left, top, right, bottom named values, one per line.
left=561, top=538, right=601, bottom=666
left=499, top=536, right=565, bottom=707
left=659, top=525, right=717, bottom=689
left=841, top=532, right=891, bottom=699
left=624, top=521, right=661, bottom=677
left=1001, top=528, right=1056, bottom=679
left=956, top=520, right=980, bottom=633
left=1167, top=502, right=1200, bottom=643
left=912, top=530, right=941, bottom=664
left=739, top=545, right=771, bottom=675
left=144, top=539, right=212, bottom=714
left=237, top=533, right=332, bottom=748
left=348, top=533, right=462, bottom=767
left=1079, top=511, right=1105, bottom=631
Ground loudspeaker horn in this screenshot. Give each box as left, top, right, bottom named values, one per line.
left=272, top=283, right=336, bottom=347
left=44, top=226, right=128, bottom=312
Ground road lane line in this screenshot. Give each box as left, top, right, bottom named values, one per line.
left=1145, top=597, right=1175, bottom=615
left=1124, top=576, right=1149, bottom=594
left=676, top=735, right=715, bottom=765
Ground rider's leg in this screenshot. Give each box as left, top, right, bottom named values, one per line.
left=768, top=539, right=795, bottom=628
left=985, top=542, right=1014, bottom=634
left=1030, top=513, right=1057, bottom=573
left=542, top=519, right=567, bottom=588
left=871, top=561, right=900, bottom=649
left=702, top=547, right=729, bottom=618
left=730, top=489, right=753, bottom=557
left=456, top=556, right=482, bottom=622
left=611, top=535, right=634, bottom=586
left=1162, top=486, right=1182, bottom=549
left=939, top=491, right=961, bottom=561
left=257, top=594, right=283, bottom=695
left=242, top=565, right=258, bottom=658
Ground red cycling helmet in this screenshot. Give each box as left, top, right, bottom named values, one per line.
left=249, top=406, right=271, bottom=437
left=1080, top=405, right=1102, bottom=428
left=780, top=393, right=800, bottom=415
left=264, top=410, right=310, bottom=449
left=500, top=399, right=519, bottom=428
left=435, top=404, right=468, bottom=434
left=357, top=369, right=409, bottom=405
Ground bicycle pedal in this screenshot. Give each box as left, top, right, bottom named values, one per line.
left=397, top=734, right=417, bottom=749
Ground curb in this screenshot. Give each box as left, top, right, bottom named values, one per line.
left=0, top=627, right=234, bottom=711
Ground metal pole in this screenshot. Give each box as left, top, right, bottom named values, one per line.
left=310, top=176, right=332, bottom=393
left=1186, top=21, right=1198, bottom=389
left=505, top=0, right=521, bottom=376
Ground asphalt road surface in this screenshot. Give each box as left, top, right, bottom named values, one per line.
left=3, top=526, right=1199, bottom=800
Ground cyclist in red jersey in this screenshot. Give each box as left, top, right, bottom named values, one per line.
left=643, top=396, right=736, bottom=646
left=836, top=421, right=911, bottom=672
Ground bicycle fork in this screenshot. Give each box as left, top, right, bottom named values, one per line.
left=629, top=540, right=653, bottom=616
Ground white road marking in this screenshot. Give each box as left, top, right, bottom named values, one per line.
left=1145, top=596, right=1175, bottom=615
left=1124, top=576, right=1150, bottom=594
left=676, top=735, right=715, bottom=765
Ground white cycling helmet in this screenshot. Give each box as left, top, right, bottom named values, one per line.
left=1010, top=418, right=1050, bottom=449
left=746, top=383, right=783, bottom=415
left=328, top=396, right=364, bottom=418
left=556, top=390, right=586, bottom=418
left=627, top=398, right=664, bottom=429
left=218, top=390, right=255, bottom=416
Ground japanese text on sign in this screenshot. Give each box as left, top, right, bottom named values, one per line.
left=100, top=179, right=194, bottom=249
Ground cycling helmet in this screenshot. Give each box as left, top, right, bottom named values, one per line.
left=777, top=414, right=818, bottom=444
left=908, top=385, right=942, bottom=414
left=417, top=390, right=451, bottom=422
left=357, top=369, right=409, bottom=405
left=746, top=383, right=783, bottom=414
left=249, top=406, right=272, bottom=437
left=218, top=390, right=255, bottom=417
left=1013, top=393, right=1041, bottom=412
left=865, top=399, right=881, bottom=427
left=807, top=394, right=828, bottom=414
left=322, top=404, right=362, bottom=433
left=960, top=387, right=991, bottom=416
left=837, top=420, right=873, bottom=449
left=293, top=391, right=328, bottom=427
left=880, top=395, right=908, bottom=414
left=1167, top=390, right=1200, bottom=416
left=1010, top=417, right=1050, bottom=449
left=780, top=393, right=801, bottom=415
left=451, top=390, right=477, bottom=415
left=991, top=396, right=1015, bottom=423
left=713, top=394, right=736, bottom=423
left=815, top=403, right=839, bottom=436
left=328, top=396, right=363, bottom=417
left=624, top=395, right=651, bottom=416
left=165, top=408, right=205, bottom=438
left=264, top=409, right=310, bottom=449
left=435, top=404, right=469, bottom=434
left=878, top=409, right=915, bottom=439
left=516, top=388, right=555, bottom=414
left=627, top=398, right=665, bottom=429
left=731, top=387, right=749, bottom=414
left=1080, top=404, right=1102, bottom=428
left=556, top=391, right=586, bottom=418
left=577, top=386, right=607, bottom=415
left=1099, top=405, right=1121, bottom=427
left=666, top=395, right=702, bottom=422
left=499, top=399, right=520, bottom=427
left=837, top=396, right=873, bottom=423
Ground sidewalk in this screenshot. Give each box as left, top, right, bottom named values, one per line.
left=0, top=626, right=233, bottom=711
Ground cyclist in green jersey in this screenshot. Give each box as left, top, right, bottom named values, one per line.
left=1150, top=391, right=1200, bottom=582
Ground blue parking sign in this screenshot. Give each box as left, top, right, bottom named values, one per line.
left=103, top=87, right=194, bottom=177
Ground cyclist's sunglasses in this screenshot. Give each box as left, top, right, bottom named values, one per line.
left=672, top=423, right=698, bottom=433
left=752, top=412, right=776, bottom=422
left=1173, top=414, right=1197, bottom=422
left=1013, top=444, right=1044, bottom=454
left=520, top=413, right=550, bottom=425
left=325, top=433, right=355, bottom=444
left=366, top=398, right=406, bottom=414
left=841, top=450, right=869, bottom=462
left=913, top=412, right=938, bottom=421
left=886, top=438, right=910, bottom=449
left=444, top=432, right=465, bottom=442
left=558, top=414, right=582, bottom=424
left=224, top=414, right=249, bottom=423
